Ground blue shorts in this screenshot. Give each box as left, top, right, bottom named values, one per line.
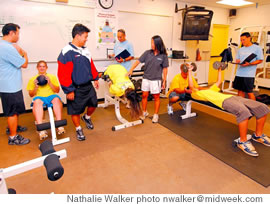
left=32, top=95, right=61, bottom=108
left=169, top=92, right=186, bottom=101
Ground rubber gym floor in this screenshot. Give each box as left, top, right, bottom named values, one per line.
left=1, top=89, right=270, bottom=194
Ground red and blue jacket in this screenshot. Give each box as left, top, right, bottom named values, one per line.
left=57, top=43, right=99, bottom=94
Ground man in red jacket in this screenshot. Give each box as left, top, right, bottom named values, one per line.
left=58, top=24, right=99, bottom=141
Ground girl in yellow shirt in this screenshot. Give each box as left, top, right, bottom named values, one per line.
left=101, top=64, right=142, bottom=118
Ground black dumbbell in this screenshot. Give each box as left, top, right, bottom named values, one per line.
left=131, top=79, right=137, bottom=85
left=135, top=79, right=142, bottom=90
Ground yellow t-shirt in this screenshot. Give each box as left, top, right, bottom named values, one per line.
left=27, top=73, right=60, bottom=97
left=167, top=73, right=198, bottom=97
left=191, top=84, right=233, bottom=109
left=104, top=64, right=134, bottom=97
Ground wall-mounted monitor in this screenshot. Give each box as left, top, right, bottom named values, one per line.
left=180, top=6, right=213, bottom=41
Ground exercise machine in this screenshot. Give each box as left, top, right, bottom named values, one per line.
left=0, top=140, right=67, bottom=194
left=35, top=103, right=70, bottom=146
left=98, top=74, right=143, bottom=131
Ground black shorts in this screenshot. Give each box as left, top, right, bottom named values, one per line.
left=233, top=76, right=254, bottom=93
left=67, top=83, right=97, bottom=115
left=0, top=90, right=26, bottom=116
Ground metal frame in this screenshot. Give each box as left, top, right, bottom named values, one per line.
left=180, top=100, right=197, bottom=120
left=47, top=107, right=70, bottom=146
left=0, top=150, right=67, bottom=194
left=98, top=94, right=143, bottom=131
left=180, top=100, right=234, bottom=120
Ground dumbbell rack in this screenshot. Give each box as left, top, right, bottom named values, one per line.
left=131, top=70, right=144, bottom=93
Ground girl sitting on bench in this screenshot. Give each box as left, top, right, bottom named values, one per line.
left=27, top=60, right=65, bottom=140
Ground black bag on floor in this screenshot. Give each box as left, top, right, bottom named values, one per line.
left=256, top=94, right=270, bottom=105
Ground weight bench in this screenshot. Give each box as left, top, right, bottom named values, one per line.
left=32, top=102, right=70, bottom=146
left=0, top=140, right=67, bottom=194
left=178, top=96, right=254, bottom=147
left=98, top=74, right=143, bottom=131
left=180, top=97, right=224, bottom=120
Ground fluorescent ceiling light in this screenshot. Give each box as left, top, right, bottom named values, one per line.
left=217, top=0, right=254, bottom=6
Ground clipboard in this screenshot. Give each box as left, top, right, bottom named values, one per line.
left=115, top=49, right=131, bottom=60
left=231, top=53, right=257, bottom=65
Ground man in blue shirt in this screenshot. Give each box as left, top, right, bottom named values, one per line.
left=0, top=23, right=30, bottom=145
left=233, top=32, right=263, bottom=100
left=109, top=29, right=134, bottom=71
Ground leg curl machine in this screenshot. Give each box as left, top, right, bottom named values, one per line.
left=0, top=140, right=67, bottom=194
left=35, top=103, right=70, bottom=146
left=98, top=74, right=143, bottom=131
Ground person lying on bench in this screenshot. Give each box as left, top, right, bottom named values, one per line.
left=167, top=63, right=200, bottom=115
left=27, top=60, right=65, bottom=140
left=187, top=65, right=270, bottom=157
left=100, top=64, right=142, bottom=118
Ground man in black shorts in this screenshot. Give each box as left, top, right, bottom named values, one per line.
left=232, top=32, right=263, bottom=100
left=57, top=24, right=99, bottom=141
left=0, top=23, right=30, bottom=145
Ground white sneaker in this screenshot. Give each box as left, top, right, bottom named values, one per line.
left=140, top=111, right=149, bottom=120
left=152, top=114, right=159, bottom=123
left=167, top=104, right=173, bottom=115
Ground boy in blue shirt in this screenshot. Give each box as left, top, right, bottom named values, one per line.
left=233, top=32, right=263, bottom=100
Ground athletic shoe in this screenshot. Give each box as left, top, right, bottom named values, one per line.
left=167, top=104, right=173, bottom=115
left=57, top=127, right=66, bottom=135
left=81, top=114, right=94, bottom=129
left=6, top=125, right=27, bottom=135
left=252, top=133, right=270, bottom=147
left=39, top=130, right=48, bottom=140
left=179, top=102, right=186, bottom=111
left=236, top=139, right=258, bottom=157
left=140, top=111, right=149, bottom=120
left=76, top=129, right=85, bottom=141
left=152, top=114, right=159, bottom=123
left=8, top=135, right=30, bottom=145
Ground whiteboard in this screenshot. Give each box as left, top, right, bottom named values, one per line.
left=0, top=0, right=96, bottom=62
left=0, top=0, right=173, bottom=62
left=118, top=11, right=173, bottom=57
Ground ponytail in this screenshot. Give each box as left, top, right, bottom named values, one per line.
left=125, top=88, right=142, bottom=118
